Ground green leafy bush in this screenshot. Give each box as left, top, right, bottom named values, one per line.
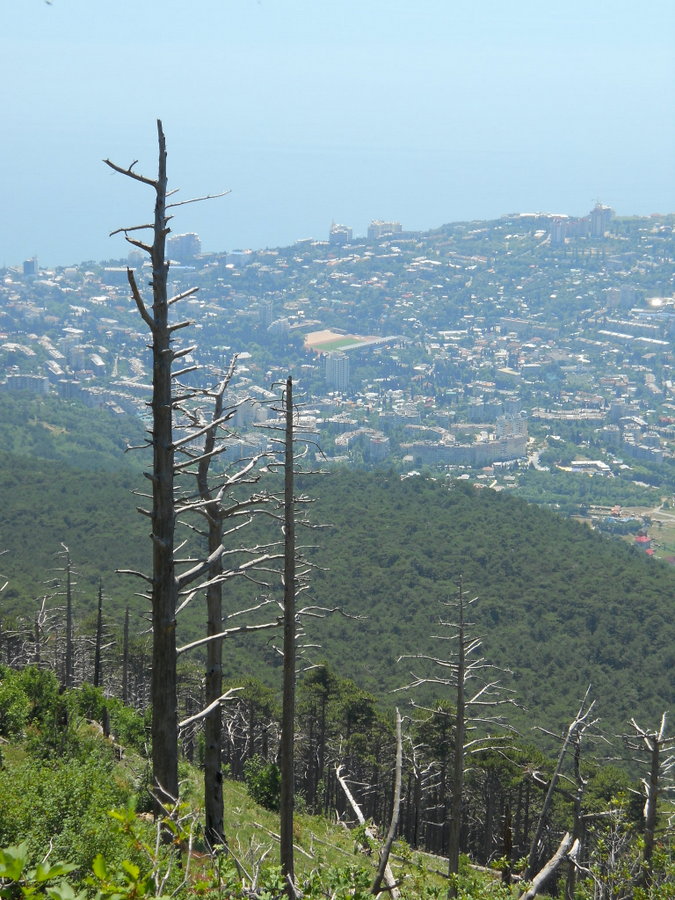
left=0, top=842, right=80, bottom=900
left=243, top=755, right=281, bottom=812
left=0, top=667, right=60, bottom=735
left=0, top=751, right=133, bottom=871
left=0, top=673, right=31, bottom=739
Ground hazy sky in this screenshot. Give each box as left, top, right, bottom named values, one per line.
left=2, top=0, right=674, bottom=267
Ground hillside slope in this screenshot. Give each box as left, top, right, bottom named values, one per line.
left=1, top=434, right=672, bottom=738
left=303, top=471, right=674, bottom=734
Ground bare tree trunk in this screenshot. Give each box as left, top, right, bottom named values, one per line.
left=198, top=386, right=227, bottom=851
left=447, top=583, right=467, bottom=895
left=627, top=714, right=673, bottom=890
left=642, top=734, right=660, bottom=886
left=394, top=581, right=516, bottom=892
left=64, top=546, right=74, bottom=689
left=520, top=833, right=573, bottom=900
left=107, top=121, right=271, bottom=833
left=565, top=741, right=585, bottom=900
left=105, top=120, right=178, bottom=811
left=526, top=689, right=594, bottom=879
left=122, top=606, right=129, bottom=704
left=203, top=577, right=225, bottom=848
left=148, top=123, right=178, bottom=810
left=53, top=624, right=59, bottom=672
left=93, top=579, right=103, bottom=688
left=337, top=764, right=400, bottom=899
left=372, top=709, right=403, bottom=896
left=34, top=598, right=48, bottom=668
left=502, top=806, right=513, bottom=886
left=280, top=376, right=296, bottom=896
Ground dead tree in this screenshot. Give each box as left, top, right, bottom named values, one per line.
left=265, top=379, right=343, bottom=893
left=0, top=615, right=33, bottom=668
left=372, top=709, right=403, bottom=897
left=173, top=361, right=272, bottom=851
left=525, top=689, right=597, bottom=881
left=280, top=375, right=296, bottom=895
left=60, top=544, right=75, bottom=688
left=336, top=761, right=401, bottom=899
left=105, top=121, right=180, bottom=807
left=105, top=120, right=229, bottom=810
left=519, top=832, right=574, bottom=900
left=92, top=579, right=110, bottom=688
left=196, top=379, right=233, bottom=851
left=46, top=544, right=77, bottom=688
left=175, top=378, right=330, bottom=884
left=122, top=605, right=130, bottom=704
left=625, top=713, right=674, bottom=890
left=33, top=598, right=48, bottom=668
left=395, top=579, right=517, bottom=895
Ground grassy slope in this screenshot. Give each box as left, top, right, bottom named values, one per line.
left=0, top=722, right=452, bottom=897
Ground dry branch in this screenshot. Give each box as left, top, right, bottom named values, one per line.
left=178, top=688, right=242, bottom=729
left=336, top=765, right=400, bottom=899
left=519, top=832, right=573, bottom=900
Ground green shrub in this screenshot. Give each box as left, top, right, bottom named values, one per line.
left=0, top=751, right=133, bottom=871
left=108, top=700, right=149, bottom=753
left=67, top=682, right=107, bottom=721
left=243, top=755, right=281, bottom=811
left=0, top=674, right=31, bottom=739
left=0, top=841, right=79, bottom=900
left=14, top=667, right=60, bottom=725
left=0, top=666, right=63, bottom=741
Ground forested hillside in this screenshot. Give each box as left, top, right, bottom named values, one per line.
left=0, top=451, right=147, bottom=617
left=1, top=422, right=672, bottom=740
left=303, top=471, right=675, bottom=736
left=0, top=394, right=145, bottom=473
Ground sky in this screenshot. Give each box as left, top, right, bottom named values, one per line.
left=1, top=0, right=674, bottom=267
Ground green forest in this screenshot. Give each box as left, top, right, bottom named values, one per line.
left=2, top=451, right=673, bottom=738
left=1, top=411, right=674, bottom=897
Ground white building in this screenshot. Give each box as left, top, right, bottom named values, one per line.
left=367, top=220, right=402, bottom=240
left=325, top=352, right=350, bottom=390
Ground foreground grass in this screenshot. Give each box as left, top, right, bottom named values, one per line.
left=185, top=773, right=458, bottom=897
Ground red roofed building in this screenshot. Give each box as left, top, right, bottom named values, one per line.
left=634, top=532, right=652, bottom=554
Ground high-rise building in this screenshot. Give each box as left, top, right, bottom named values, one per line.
left=325, top=352, right=350, bottom=390
left=367, top=220, right=402, bottom=240
left=329, top=223, right=352, bottom=245
left=4, top=373, right=49, bottom=394
left=589, top=203, right=614, bottom=238
left=496, top=411, right=528, bottom=440
left=260, top=299, right=275, bottom=328
left=550, top=218, right=567, bottom=246
left=167, top=232, right=201, bottom=262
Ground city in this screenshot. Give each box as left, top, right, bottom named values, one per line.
left=2, top=204, right=674, bottom=546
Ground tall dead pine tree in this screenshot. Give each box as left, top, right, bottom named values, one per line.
left=280, top=376, right=296, bottom=895
left=395, top=579, right=516, bottom=896
left=105, top=121, right=190, bottom=807
left=93, top=579, right=104, bottom=688
left=178, top=363, right=270, bottom=849
left=107, top=123, right=258, bottom=820
left=525, top=689, right=596, bottom=882
left=625, top=713, right=674, bottom=890
left=52, top=543, right=76, bottom=689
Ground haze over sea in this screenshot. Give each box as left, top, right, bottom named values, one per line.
left=2, top=0, right=674, bottom=268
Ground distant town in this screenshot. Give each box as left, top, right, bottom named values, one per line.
left=2, top=204, right=674, bottom=544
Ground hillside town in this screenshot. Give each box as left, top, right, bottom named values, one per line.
left=2, top=206, right=674, bottom=500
